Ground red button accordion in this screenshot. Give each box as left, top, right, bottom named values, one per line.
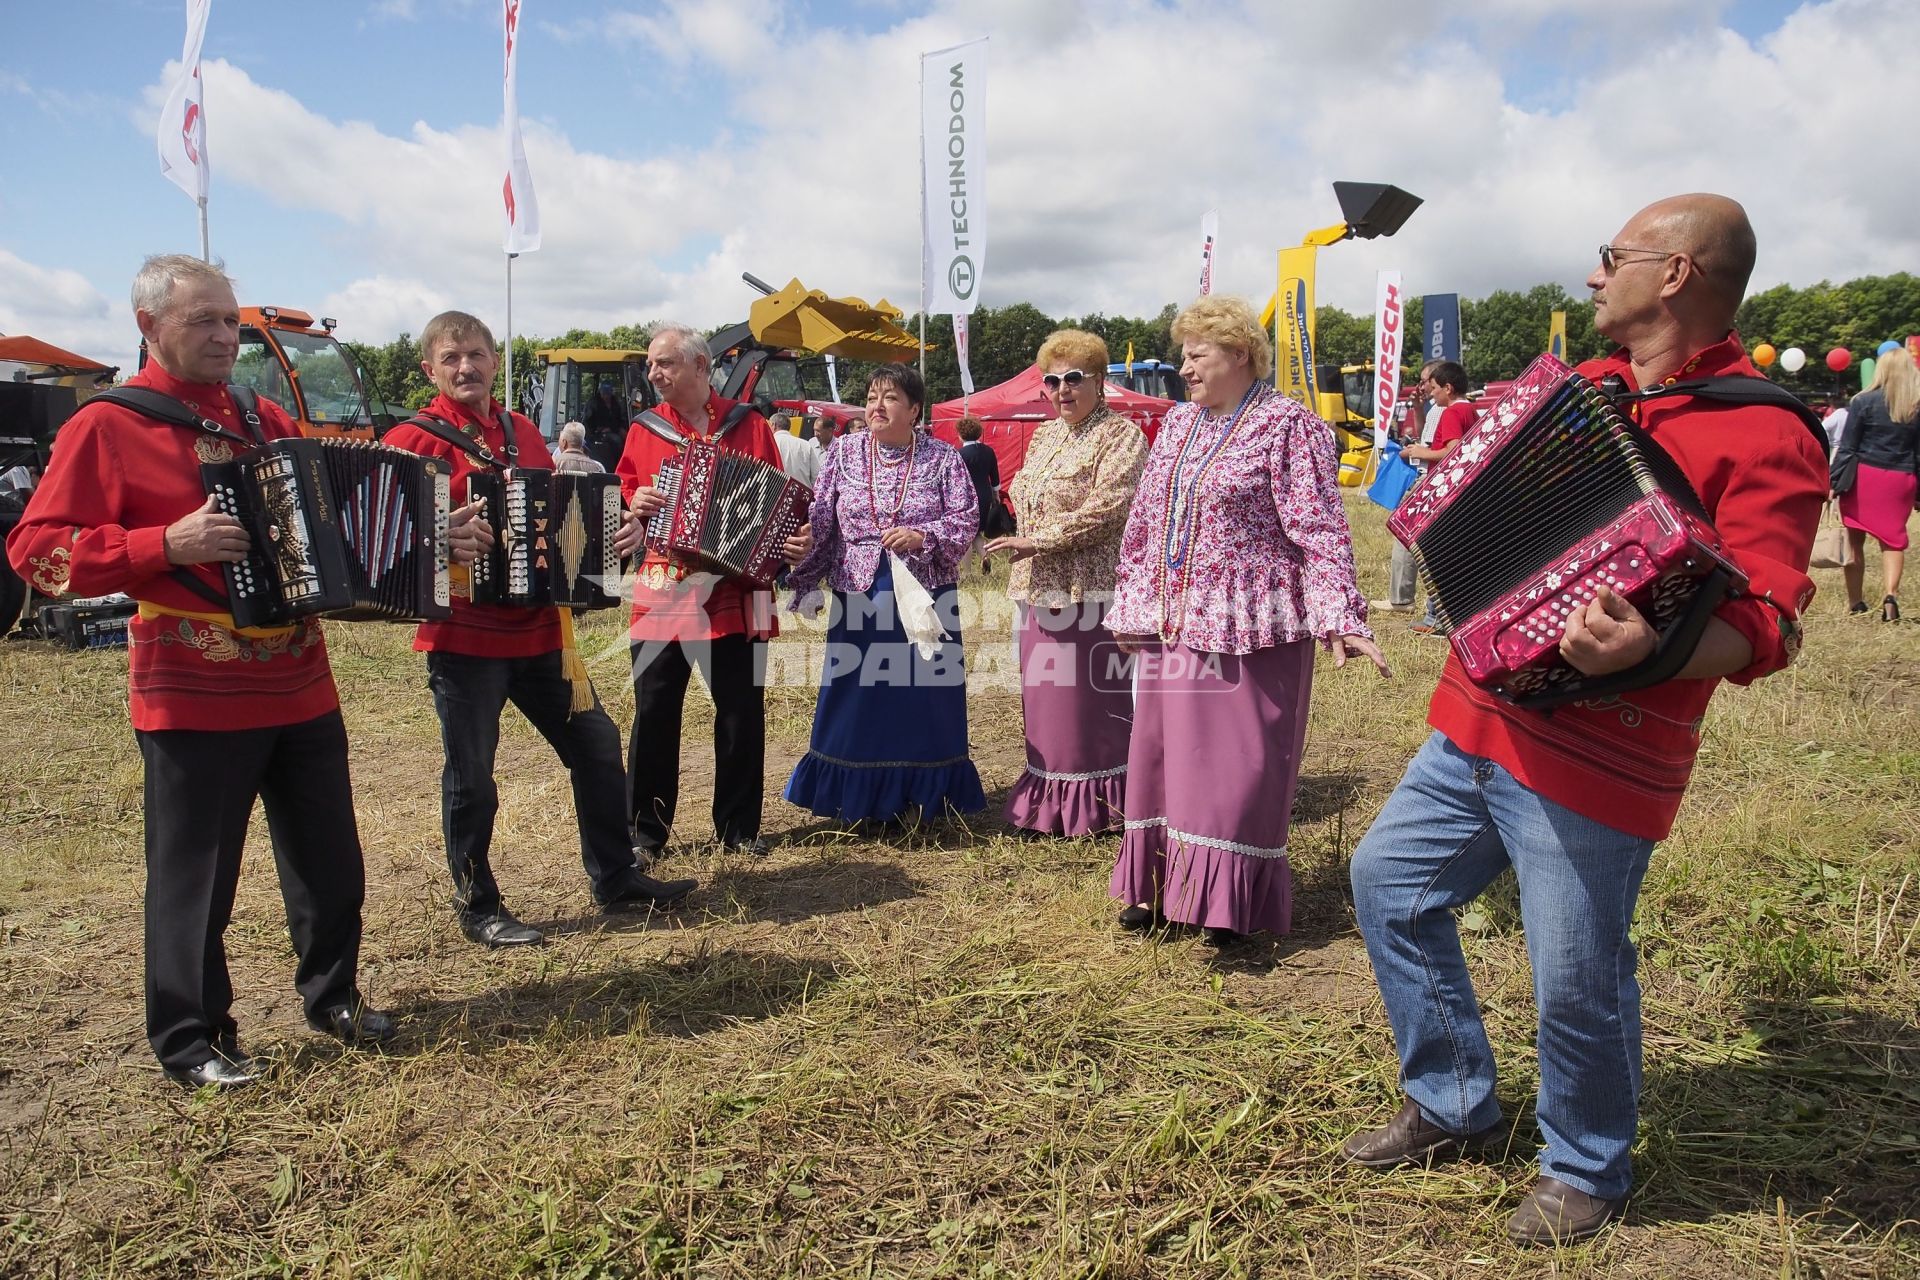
left=1387, top=353, right=1746, bottom=707
left=201, top=438, right=453, bottom=629
left=645, top=435, right=812, bottom=588
left=465, top=469, right=626, bottom=609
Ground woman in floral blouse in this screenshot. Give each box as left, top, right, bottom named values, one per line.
left=1105, top=297, right=1390, bottom=942
left=784, top=364, right=987, bottom=825
left=986, top=329, right=1149, bottom=837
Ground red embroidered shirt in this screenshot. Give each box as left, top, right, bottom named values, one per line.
left=382, top=395, right=564, bottom=658
left=1427, top=333, right=1826, bottom=839
left=614, top=392, right=782, bottom=643
left=6, top=363, right=338, bottom=732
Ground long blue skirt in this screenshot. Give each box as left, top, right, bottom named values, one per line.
left=784, top=558, right=986, bottom=822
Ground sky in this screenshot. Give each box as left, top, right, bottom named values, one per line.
left=3, top=0, right=1917, bottom=377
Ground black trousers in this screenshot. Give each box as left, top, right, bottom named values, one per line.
left=425, top=649, right=636, bottom=915
left=136, top=710, right=364, bottom=1072
left=628, top=634, right=766, bottom=849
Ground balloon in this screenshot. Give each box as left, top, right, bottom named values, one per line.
left=1826, top=347, right=1852, bottom=372
left=1878, top=340, right=1901, bottom=356
left=1779, top=347, right=1807, bottom=373
left=1862, top=357, right=1876, bottom=390
left=1753, top=343, right=1776, bottom=367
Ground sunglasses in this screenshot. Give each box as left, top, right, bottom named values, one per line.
left=1041, top=370, right=1096, bottom=391
left=1597, top=243, right=1678, bottom=273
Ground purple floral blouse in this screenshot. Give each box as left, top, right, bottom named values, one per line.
left=1106, top=384, right=1371, bottom=655
left=788, top=428, right=980, bottom=605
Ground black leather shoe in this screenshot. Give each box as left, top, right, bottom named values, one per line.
left=599, top=871, right=697, bottom=912
left=1117, top=903, right=1166, bottom=931
left=165, top=1054, right=259, bottom=1090
left=1202, top=926, right=1242, bottom=948
left=721, top=836, right=770, bottom=857
left=460, top=910, right=545, bottom=949
left=1506, top=1176, right=1626, bottom=1245
left=307, top=1001, right=397, bottom=1048
left=1341, top=1098, right=1506, bottom=1169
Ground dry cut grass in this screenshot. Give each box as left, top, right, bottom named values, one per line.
left=0, top=493, right=1916, bottom=1278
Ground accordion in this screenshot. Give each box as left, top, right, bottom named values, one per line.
left=465, top=469, right=625, bottom=609
left=202, top=438, right=453, bottom=629
left=1388, top=353, right=1746, bottom=708
left=646, top=436, right=812, bottom=587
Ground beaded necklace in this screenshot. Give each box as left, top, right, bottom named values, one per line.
left=1023, top=404, right=1106, bottom=525
left=1158, top=382, right=1260, bottom=641
left=866, top=430, right=918, bottom=528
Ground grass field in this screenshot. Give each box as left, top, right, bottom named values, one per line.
left=1, top=494, right=1916, bottom=1278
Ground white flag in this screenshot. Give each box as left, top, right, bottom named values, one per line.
left=953, top=314, right=975, bottom=398
left=502, top=0, right=541, bottom=253
left=156, top=0, right=212, bottom=203
left=921, top=38, right=987, bottom=316
left=1198, top=209, right=1219, bottom=296
left=1372, top=270, right=1404, bottom=452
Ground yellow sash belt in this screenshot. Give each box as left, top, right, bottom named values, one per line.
left=138, top=600, right=301, bottom=641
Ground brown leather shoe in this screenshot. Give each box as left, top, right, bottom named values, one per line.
left=1341, top=1098, right=1506, bottom=1169
left=1506, top=1176, right=1626, bottom=1246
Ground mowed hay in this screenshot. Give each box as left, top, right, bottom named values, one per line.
left=0, top=492, right=1915, bottom=1278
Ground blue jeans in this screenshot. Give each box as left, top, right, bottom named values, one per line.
left=1350, top=732, right=1655, bottom=1199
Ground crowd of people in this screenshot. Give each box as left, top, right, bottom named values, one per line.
left=8, top=190, right=1854, bottom=1247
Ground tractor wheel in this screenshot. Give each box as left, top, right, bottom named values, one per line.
left=0, top=561, right=24, bottom=638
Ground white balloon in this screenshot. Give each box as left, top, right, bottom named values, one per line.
left=1780, top=346, right=1807, bottom=373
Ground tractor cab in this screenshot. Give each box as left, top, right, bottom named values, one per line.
left=230, top=307, right=395, bottom=439
left=1106, top=360, right=1185, bottom=402
left=531, top=349, right=653, bottom=468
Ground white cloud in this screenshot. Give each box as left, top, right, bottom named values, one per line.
left=70, top=0, right=1920, bottom=365
left=0, top=249, right=135, bottom=375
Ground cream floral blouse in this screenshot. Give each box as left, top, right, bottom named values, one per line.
left=1005, top=406, right=1149, bottom=608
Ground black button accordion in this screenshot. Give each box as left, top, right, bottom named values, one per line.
left=200, top=438, right=453, bottom=629
left=645, top=436, right=812, bottom=588
left=465, top=469, right=626, bottom=609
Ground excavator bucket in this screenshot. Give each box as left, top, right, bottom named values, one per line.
left=748, top=279, right=930, bottom=361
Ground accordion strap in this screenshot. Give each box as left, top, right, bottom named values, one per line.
left=91, top=384, right=266, bottom=448
left=401, top=410, right=518, bottom=469
left=633, top=402, right=754, bottom=448
left=1608, top=374, right=1829, bottom=459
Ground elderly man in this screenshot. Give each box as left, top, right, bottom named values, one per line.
left=1343, top=195, right=1826, bottom=1244
left=384, top=311, right=695, bottom=950
left=617, top=323, right=808, bottom=859
left=7, top=256, right=420, bottom=1086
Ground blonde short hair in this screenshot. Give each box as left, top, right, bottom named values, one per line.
left=1871, top=347, right=1919, bottom=424
left=131, top=254, right=234, bottom=319
left=1171, top=296, right=1272, bottom=381
left=1034, top=328, right=1110, bottom=374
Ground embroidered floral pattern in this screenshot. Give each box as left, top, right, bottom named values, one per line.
left=1006, top=408, right=1147, bottom=608
left=154, top=617, right=320, bottom=663
left=27, top=543, right=72, bottom=594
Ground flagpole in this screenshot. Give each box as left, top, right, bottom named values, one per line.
left=917, top=54, right=926, bottom=386
left=505, top=252, right=515, bottom=414
left=197, top=197, right=209, bottom=262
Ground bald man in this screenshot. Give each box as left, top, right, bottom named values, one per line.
left=1342, top=195, right=1825, bottom=1245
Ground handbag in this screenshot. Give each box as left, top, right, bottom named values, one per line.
left=1809, top=500, right=1854, bottom=570
left=1829, top=453, right=1858, bottom=496
left=981, top=495, right=1017, bottom=538
left=1366, top=439, right=1420, bottom=511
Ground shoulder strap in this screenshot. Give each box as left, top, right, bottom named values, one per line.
left=1616, top=374, right=1829, bottom=460
left=713, top=402, right=754, bottom=441
left=633, top=409, right=687, bottom=447
left=399, top=411, right=503, bottom=469
left=90, top=386, right=261, bottom=447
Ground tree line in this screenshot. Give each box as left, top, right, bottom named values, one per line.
left=343, top=273, right=1920, bottom=414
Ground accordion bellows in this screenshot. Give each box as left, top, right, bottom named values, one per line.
left=202, top=438, right=452, bottom=628
left=646, top=437, right=812, bottom=588
left=466, top=469, right=625, bottom=609
left=1388, top=354, right=1746, bottom=705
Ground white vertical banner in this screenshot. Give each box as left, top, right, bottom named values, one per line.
left=953, top=314, right=975, bottom=398
left=501, top=0, right=541, bottom=253
left=921, top=38, right=987, bottom=317
left=157, top=0, right=212, bottom=203
left=1198, top=209, right=1219, bottom=296
left=1372, top=269, right=1404, bottom=451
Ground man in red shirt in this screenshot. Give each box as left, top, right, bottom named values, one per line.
left=1342, top=195, right=1825, bottom=1244
left=619, top=323, right=808, bottom=859
left=383, top=311, right=695, bottom=950
left=7, top=256, right=405, bottom=1087
left=1402, top=360, right=1477, bottom=635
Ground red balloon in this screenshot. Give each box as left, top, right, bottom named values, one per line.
left=1826, top=347, right=1852, bottom=372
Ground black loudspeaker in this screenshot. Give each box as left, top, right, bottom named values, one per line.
left=1333, top=183, right=1423, bottom=239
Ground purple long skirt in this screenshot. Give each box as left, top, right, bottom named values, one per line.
left=1109, top=639, right=1314, bottom=935
left=1003, top=601, right=1133, bottom=836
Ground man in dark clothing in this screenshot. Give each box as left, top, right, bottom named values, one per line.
left=955, top=416, right=1003, bottom=572
left=583, top=381, right=628, bottom=472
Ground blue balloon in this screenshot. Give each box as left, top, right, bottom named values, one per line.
left=1878, top=340, right=1902, bottom=356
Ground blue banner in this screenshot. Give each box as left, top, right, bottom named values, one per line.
left=1423, top=293, right=1460, bottom=363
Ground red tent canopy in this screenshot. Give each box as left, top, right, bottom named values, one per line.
left=0, top=336, right=114, bottom=372
left=927, top=364, right=1175, bottom=490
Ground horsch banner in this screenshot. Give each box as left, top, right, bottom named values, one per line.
left=1373, top=270, right=1404, bottom=451
left=922, top=38, right=988, bottom=316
